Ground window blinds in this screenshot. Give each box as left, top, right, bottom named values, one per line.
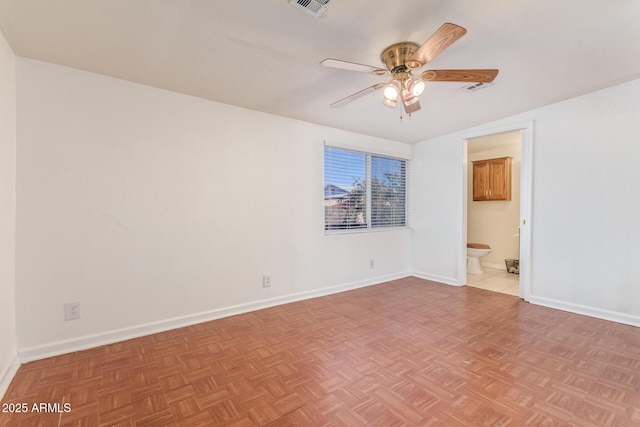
left=324, top=146, right=407, bottom=231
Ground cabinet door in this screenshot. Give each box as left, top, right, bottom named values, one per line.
left=472, top=161, right=489, bottom=201
left=487, top=157, right=511, bottom=200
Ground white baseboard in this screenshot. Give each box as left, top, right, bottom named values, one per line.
left=409, top=272, right=640, bottom=328
left=410, top=270, right=462, bottom=286
left=482, top=262, right=507, bottom=271
left=0, top=352, right=20, bottom=400
left=19, top=271, right=411, bottom=362
left=16, top=275, right=640, bottom=365
left=528, top=295, right=640, bottom=328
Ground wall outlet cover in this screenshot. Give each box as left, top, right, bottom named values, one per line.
left=64, top=302, right=80, bottom=320
left=262, top=274, right=272, bottom=288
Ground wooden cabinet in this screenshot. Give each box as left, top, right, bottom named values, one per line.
left=472, top=157, right=512, bottom=201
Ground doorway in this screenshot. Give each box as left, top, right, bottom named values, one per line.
left=460, top=122, right=533, bottom=300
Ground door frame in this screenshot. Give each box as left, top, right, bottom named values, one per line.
left=459, top=121, right=534, bottom=300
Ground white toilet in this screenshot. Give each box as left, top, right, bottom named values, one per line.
left=467, top=243, right=492, bottom=274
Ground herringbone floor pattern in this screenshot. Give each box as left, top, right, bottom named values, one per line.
left=2, top=277, right=640, bottom=426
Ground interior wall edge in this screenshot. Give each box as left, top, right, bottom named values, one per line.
left=0, top=26, right=18, bottom=402
left=527, top=295, right=640, bottom=328
left=0, top=352, right=20, bottom=399
left=17, top=271, right=412, bottom=363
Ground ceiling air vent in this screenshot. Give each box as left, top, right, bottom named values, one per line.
left=290, top=0, right=334, bottom=17
left=461, top=82, right=492, bottom=92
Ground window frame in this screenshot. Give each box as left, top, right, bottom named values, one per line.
left=324, top=146, right=408, bottom=233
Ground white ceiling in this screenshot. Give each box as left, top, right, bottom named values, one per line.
left=1, top=0, right=639, bottom=143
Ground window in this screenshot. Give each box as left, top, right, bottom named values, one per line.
left=324, top=146, right=407, bottom=231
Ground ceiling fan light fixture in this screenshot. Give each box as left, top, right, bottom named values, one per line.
left=382, top=97, right=398, bottom=108
left=383, top=82, right=400, bottom=101
left=402, top=88, right=419, bottom=106
left=407, top=78, right=426, bottom=97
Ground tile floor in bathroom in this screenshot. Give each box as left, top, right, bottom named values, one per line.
left=466, top=266, right=520, bottom=296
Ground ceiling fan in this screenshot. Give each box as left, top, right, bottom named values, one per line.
left=320, top=23, right=499, bottom=115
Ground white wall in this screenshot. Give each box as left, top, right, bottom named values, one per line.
left=410, top=137, right=463, bottom=285
left=15, top=59, right=412, bottom=360
left=411, top=78, right=640, bottom=326
left=11, top=54, right=640, bottom=365
left=467, top=141, right=521, bottom=267
left=0, top=29, right=18, bottom=397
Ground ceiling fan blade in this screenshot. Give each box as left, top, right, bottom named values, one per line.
left=321, top=58, right=388, bottom=75
left=330, top=83, right=385, bottom=108
left=406, top=23, right=467, bottom=69
left=420, top=69, right=499, bottom=82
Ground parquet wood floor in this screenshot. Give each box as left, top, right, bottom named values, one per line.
left=2, top=277, right=640, bottom=426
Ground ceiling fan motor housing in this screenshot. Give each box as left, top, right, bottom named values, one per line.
left=380, top=42, right=420, bottom=74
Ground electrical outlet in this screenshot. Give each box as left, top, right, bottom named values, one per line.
left=64, top=302, right=80, bottom=321
left=262, top=274, right=272, bottom=288
left=369, top=259, right=375, bottom=269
